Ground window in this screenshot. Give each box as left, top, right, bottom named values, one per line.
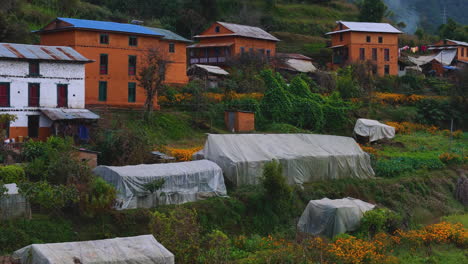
left=129, top=36, right=138, bottom=46
left=57, top=84, right=68, bottom=107
left=128, top=55, right=137, bottom=76
left=462, top=48, right=465, bottom=57
left=384, top=49, right=390, bottom=61
left=100, top=54, right=108, bottom=74
left=98, top=81, right=107, bottom=101
left=240, top=47, right=245, bottom=54
left=28, top=83, right=40, bottom=107
left=0, top=82, right=10, bottom=107
left=29, top=62, right=40, bottom=76
left=378, top=36, right=383, bottom=43
left=28, top=115, right=39, bottom=138
left=366, top=36, right=371, bottom=43
left=372, top=48, right=377, bottom=61
left=384, top=65, right=390, bottom=75
left=215, top=26, right=220, bottom=33
left=340, top=33, right=343, bottom=41
left=266, top=50, right=271, bottom=57
left=360, top=48, right=365, bottom=60
left=169, top=43, right=175, bottom=53
left=100, top=33, right=109, bottom=44
left=399, top=64, right=405, bottom=71
left=128, top=82, right=136, bottom=103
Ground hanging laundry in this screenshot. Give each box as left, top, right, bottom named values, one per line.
left=411, top=47, right=419, bottom=53
left=421, top=45, right=427, bottom=52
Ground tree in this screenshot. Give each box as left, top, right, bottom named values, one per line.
left=137, top=48, right=169, bottom=117
left=358, top=0, right=387, bottom=23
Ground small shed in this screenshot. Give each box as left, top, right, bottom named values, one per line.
left=72, top=147, right=100, bottom=168
left=297, top=197, right=375, bottom=238
left=0, top=183, right=31, bottom=220
left=225, top=111, right=255, bottom=132
left=276, top=53, right=317, bottom=73
left=93, top=160, right=227, bottom=209
left=13, top=235, right=174, bottom=264
left=353, top=118, right=395, bottom=143
left=187, top=64, right=229, bottom=88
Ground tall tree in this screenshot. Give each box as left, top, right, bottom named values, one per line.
left=358, top=0, right=387, bottom=22
left=137, top=48, right=169, bottom=117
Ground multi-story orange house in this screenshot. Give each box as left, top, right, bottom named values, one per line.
left=188, top=22, right=279, bottom=65
left=326, top=21, right=402, bottom=76
left=36, top=18, right=191, bottom=108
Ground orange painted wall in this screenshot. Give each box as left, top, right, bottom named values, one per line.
left=430, top=40, right=468, bottom=62
left=331, top=31, right=399, bottom=76
left=40, top=30, right=189, bottom=108
left=9, top=127, right=51, bottom=142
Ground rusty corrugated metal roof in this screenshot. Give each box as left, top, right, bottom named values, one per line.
left=40, top=108, right=100, bottom=121
left=194, top=22, right=279, bottom=42
left=277, top=53, right=312, bottom=61
left=0, top=43, right=92, bottom=62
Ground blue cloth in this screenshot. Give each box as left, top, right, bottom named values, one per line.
left=79, top=125, right=89, bottom=140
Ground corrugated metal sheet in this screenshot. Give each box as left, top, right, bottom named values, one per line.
left=0, top=43, right=92, bottom=62
left=277, top=53, right=312, bottom=61
left=446, top=39, right=468, bottom=47
left=191, top=64, right=229, bottom=75
left=187, top=42, right=234, bottom=48
left=56, top=17, right=164, bottom=37
left=41, top=108, right=100, bottom=121
left=144, top=27, right=192, bottom=43
left=194, top=22, right=279, bottom=41
left=326, top=21, right=402, bottom=35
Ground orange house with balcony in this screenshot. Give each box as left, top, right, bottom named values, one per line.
left=36, top=18, right=191, bottom=109
left=188, top=22, right=279, bottom=65
left=326, top=21, right=402, bottom=76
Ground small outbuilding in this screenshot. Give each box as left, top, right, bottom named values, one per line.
left=93, top=160, right=227, bottom=209
left=13, top=235, right=174, bottom=264
left=276, top=53, right=317, bottom=73
left=187, top=64, right=229, bottom=88
left=0, top=183, right=31, bottom=220
left=194, top=134, right=375, bottom=186
left=225, top=111, right=255, bottom=132
left=297, top=197, right=375, bottom=238
left=353, top=118, right=395, bottom=143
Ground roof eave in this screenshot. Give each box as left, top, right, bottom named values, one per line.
left=34, top=27, right=165, bottom=38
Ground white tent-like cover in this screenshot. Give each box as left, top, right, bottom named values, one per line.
left=354, top=118, right=395, bottom=142
left=93, top=160, right=227, bottom=209
left=13, top=235, right=174, bottom=264
left=297, top=198, right=375, bottom=238
left=0, top=183, right=31, bottom=220
left=195, top=134, right=375, bottom=186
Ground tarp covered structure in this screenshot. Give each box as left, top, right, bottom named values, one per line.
left=0, top=183, right=31, bottom=220
left=354, top=118, right=395, bottom=142
left=93, top=160, right=227, bottom=209
left=195, top=134, right=375, bottom=186
left=297, top=198, right=375, bottom=238
left=13, top=235, right=174, bottom=264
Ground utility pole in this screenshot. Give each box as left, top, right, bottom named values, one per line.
left=442, top=1, right=447, bottom=24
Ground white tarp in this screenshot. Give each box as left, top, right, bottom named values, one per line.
left=285, top=59, right=317, bottom=73
left=354, top=118, right=395, bottom=142
left=93, top=160, right=227, bottom=209
left=13, top=235, right=174, bottom=264
left=297, top=197, right=375, bottom=238
left=195, top=134, right=375, bottom=186
left=0, top=183, right=31, bottom=220
left=408, top=49, right=457, bottom=66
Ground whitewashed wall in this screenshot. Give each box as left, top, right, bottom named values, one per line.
left=0, top=60, right=86, bottom=127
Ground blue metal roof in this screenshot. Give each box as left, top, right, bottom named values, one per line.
left=56, top=17, right=164, bottom=37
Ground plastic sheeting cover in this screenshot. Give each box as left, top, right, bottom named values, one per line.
left=297, top=198, right=375, bottom=238
left=93, top=160, right=227, bottom=209
left=195, top=134, right=375, bottom=186
left=0, top=183, right=31, bottom=220
left=354, top=119, right=395, bottom=142
left=13, top=235, right=174, bottom=264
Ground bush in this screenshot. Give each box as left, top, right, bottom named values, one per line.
left=259, top=70, right=293, bottom=123
left=336, top=66, right=362, bottom=99
left=261, top=161, right=292, bottom=201
left=18, top=181, right=79, bottom=211
left=357, top=208, right=403, bottom=238
left=263, top=123, right=309, bottom=133
left=439, top=152, right=463, bottom=165
left=0, top=165, right=26, bottom=184
left=80, top=177, right=116, bottom=218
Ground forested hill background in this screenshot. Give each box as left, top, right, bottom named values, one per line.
left=0, top=0, right=467, bottom=65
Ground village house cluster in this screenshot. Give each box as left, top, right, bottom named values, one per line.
left=0, top=18, right=466, bottom=142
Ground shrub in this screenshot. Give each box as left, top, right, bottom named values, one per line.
left=263, top=123, right=309, bottom=133
left=439, top=152, right=463, bottom=165
left=358, top=208, right=403, bottom=238
left=198, top=229, right=231, bottom=264
left=151, top=207, right=201, bottom=264
left=261, top=161, right=291, bottom=201
left=259, top=70, right=293, bottom=123
left=336, top=66, right=362, bottom=99
left=292, top=98, right=324, bottom=130
left=0, top=165, right=26, bottom=184
left=80, top=177, right=116, bottom=218
left=18, top=181, right=79, bottom=211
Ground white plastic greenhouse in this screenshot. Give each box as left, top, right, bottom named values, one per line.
left=0, top=183, right=31, bottom=220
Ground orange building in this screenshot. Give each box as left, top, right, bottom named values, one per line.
left=36, top=18, right=191, bottom=108
left=428, top=39, right=468, bottom=63
left=188, top=22, right=279, bottom=65
left=326, top=21, right=402, bottom=76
